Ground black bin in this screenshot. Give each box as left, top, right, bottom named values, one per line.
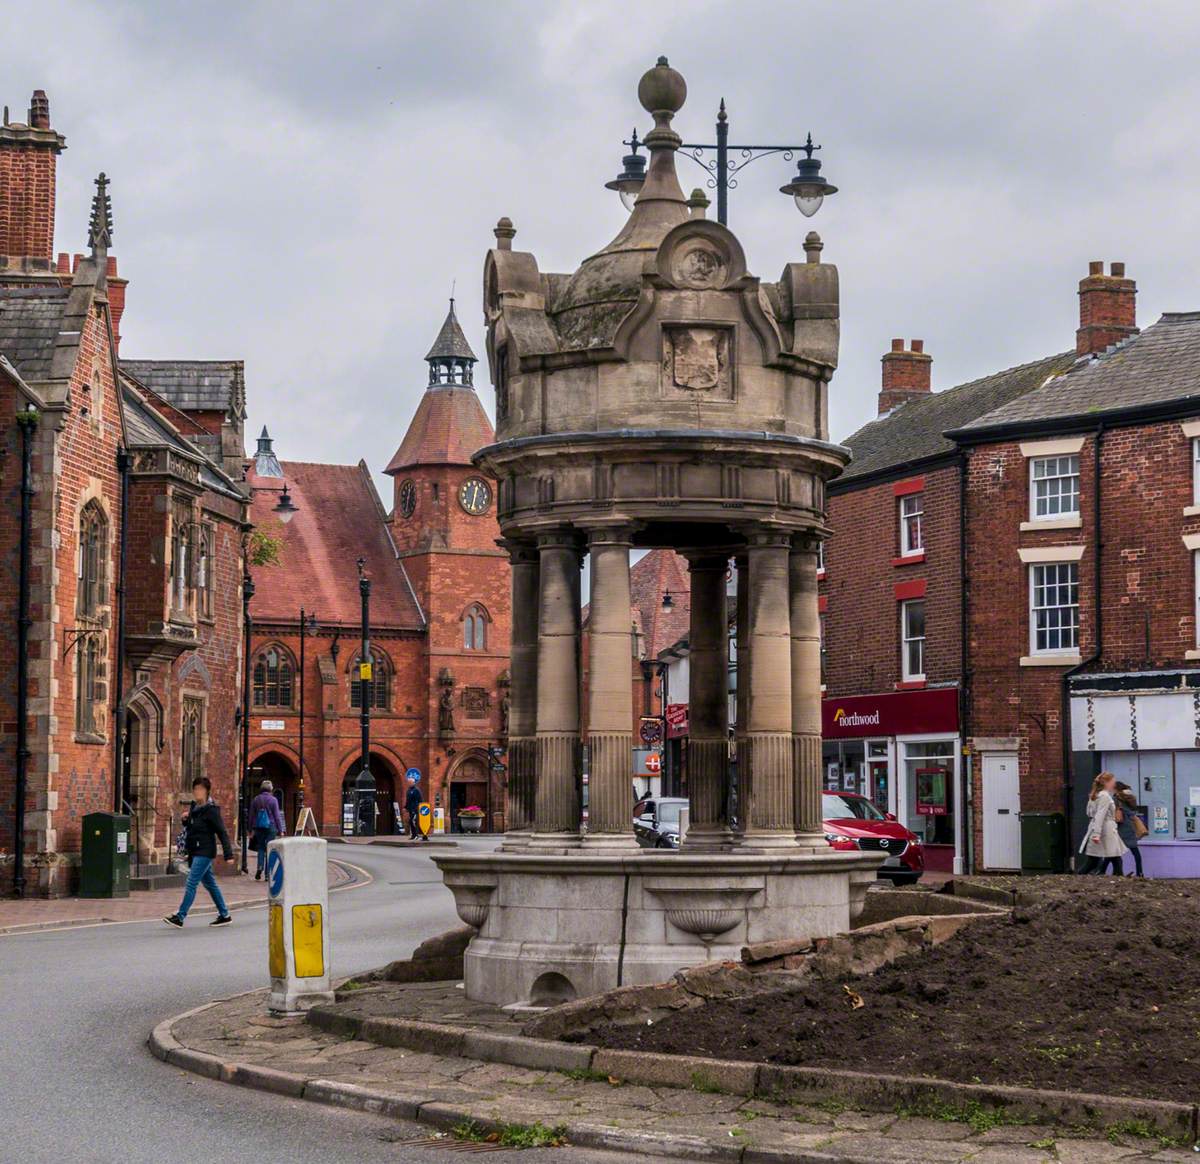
left=1019, top=811, right=1066, bottom=874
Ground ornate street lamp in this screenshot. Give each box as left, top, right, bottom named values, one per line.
left=608, top=69, right=838, bottom=226
left=273, top=483, right=298, bottom=524
left=353, top=559, right=375, bottom=836
left=239, top=572, right=255, bottom=872
left=297, top=609, right=317, bottom=823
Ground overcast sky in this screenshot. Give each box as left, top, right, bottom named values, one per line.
left=10, top=1, right=1200, bottom=491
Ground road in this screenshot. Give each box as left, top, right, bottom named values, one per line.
left=0, top=840, right=657, bottom=1164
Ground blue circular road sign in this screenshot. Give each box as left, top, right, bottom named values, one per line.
left=267, top=849, right=284, bottom=898
left=405, top=767, right=421, bottom=782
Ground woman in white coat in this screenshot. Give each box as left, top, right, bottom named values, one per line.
left=1078, top=771, right=1128, bottom=875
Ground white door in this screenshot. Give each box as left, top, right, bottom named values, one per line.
left=982, top=753, right=1021, bottom=869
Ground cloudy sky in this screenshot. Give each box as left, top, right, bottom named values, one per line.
left=9, top=1, right=1200, bottom=490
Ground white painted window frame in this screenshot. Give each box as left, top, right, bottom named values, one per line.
left=900, top=598, right=925, bottom=681
left=1028, top=560, right=1079, bottom=656
left=899, top=493, right=924, bottom=556
left=1029, top=454, right=1081, bottom=522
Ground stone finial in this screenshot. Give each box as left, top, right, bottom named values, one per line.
left=687, top=188, right=710, bottom=219
left=88, top=172, right=113, bottom=253
left=638, top=56, right=687, bottom=119
left=804, top=231, right=823, bottom=264
left=29, top=90, right=50, bottom=130
left=494, top=216, right=516, bottom=251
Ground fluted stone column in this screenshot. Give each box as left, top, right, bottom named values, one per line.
left=532, top=530, right=583, bottom=847
left=742, top=532, right=796, bottom=847
left=733, top=554, right=750, bottom=838
left=582, top=526, right=636, bottom=849
left=682, top=554, right=731, bottom=849
left=502, top=541, right=539, bottom=850
left=790, top=538, right=824, bottom=846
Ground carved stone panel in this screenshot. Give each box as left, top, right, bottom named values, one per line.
left=660, top=325, right=734, bottom=402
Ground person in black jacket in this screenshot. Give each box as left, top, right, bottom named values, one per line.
left=405, top=774, right=426, bottom=842
left=164, top=777, right=234, bottom=928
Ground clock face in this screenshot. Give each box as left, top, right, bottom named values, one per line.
left=398, top=479, right=417, bottom=519
left=459, top=477, right=492, bottom=515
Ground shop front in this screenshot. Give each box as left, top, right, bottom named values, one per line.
left=1070, top=672, right=1200, bottom=877
left=822, top=687, right=962, bottom=874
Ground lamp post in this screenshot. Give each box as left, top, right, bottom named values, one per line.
left=354, top=559, right=375, bottom=836
left=240, top=571, right=255, bottom=873
left=297, top=609, right=316, bottom=826
left=608, top=86, right=838, bottom=227
left=13, top=406, right=38, bottom=898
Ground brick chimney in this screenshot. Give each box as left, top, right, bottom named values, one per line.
left=878, top=339, right=932, bottom=415
left=1077, top=261, right=1137, bottom=356
left=105, top=255, right=128, bottom=352
left=0, top=90, right=67, bottom=272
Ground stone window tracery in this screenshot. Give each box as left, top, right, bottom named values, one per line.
left=253, top=644, right=295, bottom=709
left=463, top=604, right=489, bottom=650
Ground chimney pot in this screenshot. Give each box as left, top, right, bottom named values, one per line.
left=1110, top=262, right=1125, bottom=278
left=910, top=339, right=924, bottom=353
left=56, top=252, right=70, bottom=274
left=878, top=338, right=933, bottom=414
left=28, top=90, right=49, bottom=130
left=890, top=338, right=904, bottom=352
left=1077, top=261, right=1137, bottom=356
left=72, top=253, right=82, bottom=272
left=1088, top=260, right=1104, bottom=276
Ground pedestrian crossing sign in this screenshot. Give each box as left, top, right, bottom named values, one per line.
left=418, top=802, right=432, bottom=836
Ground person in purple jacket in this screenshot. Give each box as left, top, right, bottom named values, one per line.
left=250, top=779, right=286, bottom=880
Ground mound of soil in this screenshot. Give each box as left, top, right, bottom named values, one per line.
left=589, top=877, right=1200, bottom=1102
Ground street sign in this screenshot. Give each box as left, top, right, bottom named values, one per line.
left=645, top=752, right=662, bottom=774
left=359, top=661, right=372, bottom=680
left=639, top=717, right=664, bottom=745
left=418, top=802, right=432, bottom=836
left=405, top=767, right=421, bottom=782
left=267, top=849, right=284, bottom=898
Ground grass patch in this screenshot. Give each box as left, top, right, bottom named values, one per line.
left=896, top=1098, right=1025, bottom=1135
left=690, top=1071, right=725, bottom=1094
left=336, top=979, right=371, bottom=992
left=1030, top=1137, right=1056, bottom=1150
left=561, top=1067, right=610, bottom=1084
left=451, top=1120, right=568, bottom=1149
left=1105, top=1117, right=1182, bottom=1149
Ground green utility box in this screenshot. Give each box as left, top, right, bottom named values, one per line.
left=1019, top=811, right=1066, bottom=874
left=79, top=811, right=131, bottom=898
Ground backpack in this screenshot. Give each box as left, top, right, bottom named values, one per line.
left=255, top=807, right=271, bottom=830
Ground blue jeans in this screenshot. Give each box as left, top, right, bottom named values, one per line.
left=178, top=856, right=229, bottom=919
left=254, top=829, right=276, bottom=874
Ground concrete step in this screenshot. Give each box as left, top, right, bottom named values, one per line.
left=130, top=872, right=187, bottom=892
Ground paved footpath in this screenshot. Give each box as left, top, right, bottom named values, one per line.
left=159, top=982, right=1197, bottom=1163
left=0, top=859, right=357, bottom=934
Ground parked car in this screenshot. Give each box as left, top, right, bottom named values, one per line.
left=822, top=791, right=924, bottom=884
left=633, top=796, right=687, bottom=849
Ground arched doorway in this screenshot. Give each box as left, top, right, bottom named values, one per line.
left=250, top=751, right=299, bottom=833
left=123, top=688, right=164, bottom=865
left=448, top=752, right=491, bottom=833
left=341, top=753, right=400, bottom=836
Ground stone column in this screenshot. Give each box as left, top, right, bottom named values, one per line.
left=582, top=526, right=636, bottom=849
left=683, top=554, right=732, bottom=850
left=790, top=538, right=824, bottom=846
left=741, top=531, right=796, bottom=847
left=502, top=541, right=539, bottom=850
left=532, top=530, right=582, bottom=847
left=733, top=554, right=750, bottom=838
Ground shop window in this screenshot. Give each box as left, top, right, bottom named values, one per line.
left=903, top=739, right=955, bottom=847
left=1030, top=455, right=1080, bottom=520
left=900, top=599, right=925, bottom=681
left=253, top=645, right=295, bottom=708
left=77, top=502, right=108, bottom=617
left=899, top=493, right=924, bottom=556
left=463, top=604, right=489, bottom=651
left=1030, top=562, right=1079, bottom=654
left=349, top=649, right=391, bottom=710
left=1103, top=751, right=1200, bottom=843
left=181, top=696, right=205, bottom=789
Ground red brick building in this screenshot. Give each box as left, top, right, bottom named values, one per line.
left=246, top=303, right=510, bottom=834
left=0, top=92, right=249, bottom=895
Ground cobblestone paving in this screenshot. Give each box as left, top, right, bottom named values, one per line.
left=169, top=987, right=1198, bottom=1163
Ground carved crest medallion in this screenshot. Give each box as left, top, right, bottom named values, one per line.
left=661, top=325, right=734, bottom=399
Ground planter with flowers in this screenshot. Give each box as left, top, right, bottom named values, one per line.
left=457, top=805, right=485, bottom=833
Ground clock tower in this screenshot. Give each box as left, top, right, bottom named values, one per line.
left=385, top=300, right=511, bottom=827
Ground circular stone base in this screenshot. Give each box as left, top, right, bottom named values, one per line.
left=430, top=849, right=880, bottom=1007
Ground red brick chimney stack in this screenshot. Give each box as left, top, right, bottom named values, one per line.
left=1076, top=260, right=1137, bottom=357
left=105, top=255, right=128, bottom=352
left=0, top=89, right=66, bottom=271
left=878, top=338, right=932, bottom=415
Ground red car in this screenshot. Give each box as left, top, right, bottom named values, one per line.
left=822, top=791, right=924, bottom=885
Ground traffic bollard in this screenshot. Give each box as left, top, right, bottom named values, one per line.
left=266, top=836, right=334, bottom=1015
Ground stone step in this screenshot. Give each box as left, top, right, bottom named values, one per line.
left=130, top=872, right=187, bottom=892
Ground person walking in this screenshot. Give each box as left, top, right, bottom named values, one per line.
left=164, top=777, right=234, bottom=927
left=405, top=774, right=426, bottom=842
left=1078, top=771, right=1127, bottom=875
left=1114, top=780, right=1146, bottom=878
left=250, top=779, right=286, bottom=880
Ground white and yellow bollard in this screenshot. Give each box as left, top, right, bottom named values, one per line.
left=266, top=836, right=334, bottom=1015
left=432, top=806, right=445, bottom=835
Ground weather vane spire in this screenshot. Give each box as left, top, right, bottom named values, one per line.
left=88, top=172, right=113, bottom=253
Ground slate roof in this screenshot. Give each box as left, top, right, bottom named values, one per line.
left=385, top=385, right=495, bottom=473
left=247, top=460, right=423, bottom=629
left=959, top=313, right=1200, bottom=434
left=120, top=359, right=246, bottom=418
left=425, top=301, right=477, bottom=362
left=834, top=350, right=1075, bottom=487
left=0, top=286, right=71, bottom=381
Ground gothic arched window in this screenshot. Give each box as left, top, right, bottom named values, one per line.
left=462, top=604, right=489, bottom=651
left=77, top=502, right=108, bottom=617
left=349, top=649, right=392, bottom=710
left=253, top=645, right=295, bottom=709
left=196, top=524, right=213, bottom=618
